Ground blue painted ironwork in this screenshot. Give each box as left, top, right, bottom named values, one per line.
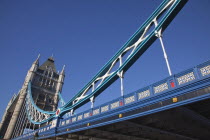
left=26, top=83, right=69, bottom=124
left=58, top=92, right=66, bottom=107
left=61, top=0, right=189, bottom=115
left=13, top=59, right=210, bottom=140
left=23, top=0, right=189, bottom=125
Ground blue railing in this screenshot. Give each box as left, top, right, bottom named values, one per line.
left=13, top=60, right=210, bottom=140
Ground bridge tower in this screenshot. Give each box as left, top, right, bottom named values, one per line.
left=0, top=56, right=65, bottom=139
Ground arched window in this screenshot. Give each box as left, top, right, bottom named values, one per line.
left=48, top=98, right=52, bottom=104
left=38, top=94, right=45, bottom=101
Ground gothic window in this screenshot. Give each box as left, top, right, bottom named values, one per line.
left=38, top=94, right=45, bottom=101
left=42, top=79, right=46, bottom=84
left=48, top=98, right=52, bottom=104
left=39, top=77, right=42, bottom=82
left=45, top=80, right=48, bottom=85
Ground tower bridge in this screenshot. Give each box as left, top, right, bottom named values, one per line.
left=1, top=0, right=210, bottom=139
left=13, top=60, right=210, bottom=140
left=0, top=57, right=65, bottom=139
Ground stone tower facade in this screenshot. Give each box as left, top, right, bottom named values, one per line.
left=0, top=56, right=65, bottom=139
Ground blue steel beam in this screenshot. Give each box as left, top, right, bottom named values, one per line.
left=60, top=0, right=188, bottom=114
left=14, top=59, right=210, bottom=140
left=16, top=61, right=210, bottom=139
left=26, top=0, right=189, bottom=124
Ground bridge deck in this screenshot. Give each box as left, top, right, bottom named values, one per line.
left=44, top=98, right=210, bottom=140
left=13, top=60, right=210, bottom=140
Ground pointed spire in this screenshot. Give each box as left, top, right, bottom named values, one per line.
left=30, top=54, right=40, bottom=72
left=60, top=65, right=65, bottom=75
left=33, top=54, right=40, bottom=65
left=38, top=54, right=40, bottom=59
left=48, top=54, right=54, bottom=62
left=62, top=65, right=65, bottom=70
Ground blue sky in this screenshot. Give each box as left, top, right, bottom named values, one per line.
left=0, top=0, right=210, bottom=118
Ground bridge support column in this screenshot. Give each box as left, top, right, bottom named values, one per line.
left=118, top=56, right=124, bottom=97
left=159, top=34, right=172, bottom=76
left=154, top=20, right=172, bottom=76
left=70, top=109, right=74, bottom=116
left=90, top=96, right=95, bottom=109
left=119, top=72, right=124, bottom=97
left=117, top=71, right=124, bottom=97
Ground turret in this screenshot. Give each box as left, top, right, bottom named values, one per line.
left=59, top=65, right=65, bottom=84
left=54, top=65, right=65, bottom=109
left=29, top=54, right=40, bottom=72
left=22, top=55, right=40, bottom=89
left=2, top=55, right=65, bottom=139
left=3, top=55, right=41, bottom=139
